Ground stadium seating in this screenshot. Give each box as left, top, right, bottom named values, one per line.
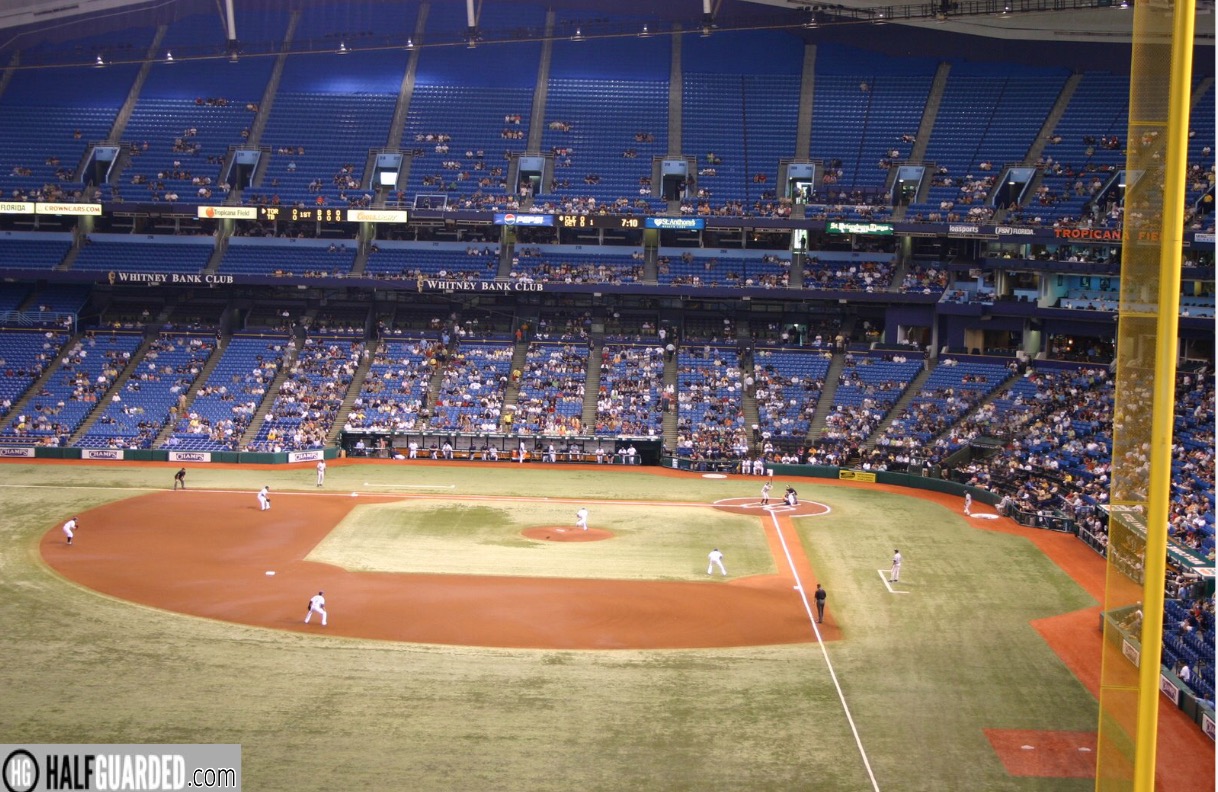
left=250, top=336, right=365, bottom=450
left=1, top=332, right=143, bottom=445
left=676, top=346, right=747, bottom=455
left=596, top=344, right=664, bottom=436
left=514, top=341, right=588, bottom=434
left=343, top=337, right=437, bottom=433
left=752, top=348, right=832, bottom=442
left=0, top=329, right=69, bottom=421
left=428, top=341, right=512, bottom=432
left=74, top=235, right=213, bottom=274
left=163, top=335, right=290, bottom=451
left=77, top=334, right=215, bottom=448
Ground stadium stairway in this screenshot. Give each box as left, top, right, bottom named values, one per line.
left=860, top=362, right=931, bottom=452
left=1025, top=73, right=1082, bottom=166
left=53, top=240, right=82, bottom=272
left=580, top=334, right=603, bottom=431
left=926, top=366, right=1023, bottom=449
left=384, top=6, right=428, bottom=158
left=662, top=348, right=679, bottom=452
left=421, top=343, right=452, bottom=426
left=0, top=53, right=17, bottom=100
left=525, top=10, right=556, bottom=154
left=348, top=240, right=371, bottom=277
left=325, top=337, right=380, bottom=446
left=67, top=333, right=159, bottom=446
left=804, top=350, right=846, bottom=443
left=0, top=329, right=81, bottom=432
left=498, top=335, right=531, bottom=420
left=236, top=336, right=301, bottom=449
left=149, top=332, right=231, bottom=448
left=908, top=62, right=950, bottom=166
left=107, top=26, right=166, bottom=143
left=202, top=236, right=228, bottom=275
left=245, top=12, right=298, bottom=149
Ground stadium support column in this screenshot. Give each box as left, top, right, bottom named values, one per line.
left=224, top=0, right=238, bottom=57
left=1093, top=0, right=1195, bottom=790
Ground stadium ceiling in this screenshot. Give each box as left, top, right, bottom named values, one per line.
left=0, top=0, right=1211, bottom=52
left=741, top=0, right=1214, bottom=43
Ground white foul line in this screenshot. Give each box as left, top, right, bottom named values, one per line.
left=877, top=570, right=911, bottom=595
left=768, top=510, right=881, bottom=792
left=361, top=482, right=456, bottom=489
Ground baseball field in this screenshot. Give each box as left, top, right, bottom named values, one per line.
left=0, top=459, right=1212, bottom=791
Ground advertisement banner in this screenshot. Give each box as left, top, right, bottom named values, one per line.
left=0, top=447, right=36, bottom=458
left=81, top=449, right=125, bottom=461
left=168, top=451, right=213, bottom=463
left=494, top=212, right=552, bottom=226
left=287, top=450, right=325, bottom=463
left=195, top=206, right=258, bottom=220
left=1159, top=674, right=1181, bottom=706
left=35, top=203, right=103, bottom=216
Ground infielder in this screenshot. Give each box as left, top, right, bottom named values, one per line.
left=707, top=548, right=727, bottom=576
left=890, top=549, right=902, bottom=583
left=62, top=516, right=78, bottom=545
left=258, top=485, right=271, bottom=511
left=316, top=459, right=326, bottom=487
left=304, top=590, right=327, bottom=626
left=576, top=507, right=589, bottom=531
left=963, top=492, right=972, bottom=515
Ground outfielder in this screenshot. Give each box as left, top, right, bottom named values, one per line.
left=304, top=591, right=327, bottom=626
left=316, top=459, right=326, bottom=487
left=707, top=548, right=727, bottom=576
left=258, top=485, right=271, bottom=511
left=576, top=507, right=589, bottom=531
left=62, top=516, right=78, bottom=545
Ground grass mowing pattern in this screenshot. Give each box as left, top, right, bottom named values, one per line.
left=0, top=462, right=1099, bottom=791
left=309, top=500, right=774, bottom=580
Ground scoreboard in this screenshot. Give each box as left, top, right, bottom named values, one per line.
left=260, top=207, right=410, bottom=224
left=555, top=214, right=643, bottom=229
left=196, top=206, right=408, bottom=224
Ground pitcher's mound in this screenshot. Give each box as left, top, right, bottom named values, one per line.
left=523, top=526, right=614, bottom=542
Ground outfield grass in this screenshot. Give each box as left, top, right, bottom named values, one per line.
left=0, top=462, right=1102, bottom=791
left=309, top=500, right=775, bottom=580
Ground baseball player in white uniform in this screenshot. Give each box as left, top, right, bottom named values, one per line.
left=316, top=460, right=326, bottom=487
left=304, top=591, right=327, bottom=626
left=890, top=549, right=902, bottom=583
left=576, top=507, right=589, bottom=531
left=761, top=480, right=773, bottom=506
left=258, top=486, right=271, bottom=511
left=408, top=440, right=419, bottom=459
left=62, top=516, right=78, bottom=545
left=707, top=548, right=727, bottom=576
left=963, top=492, right=972, bottom=515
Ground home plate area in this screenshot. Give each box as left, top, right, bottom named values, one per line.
left=712, top=497, right=831, bottom=517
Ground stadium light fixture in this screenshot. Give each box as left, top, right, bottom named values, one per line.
left=405, top=38, right=414, bottom=49
left=639, top=24, right=650, bottom=37
left=337, top=41, right=349, bottom=54
left=571, top=28, right=584, bottom=41
left=165, top=51, right=174, bottom=62
left=94, top=54, right=105, bottom=67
